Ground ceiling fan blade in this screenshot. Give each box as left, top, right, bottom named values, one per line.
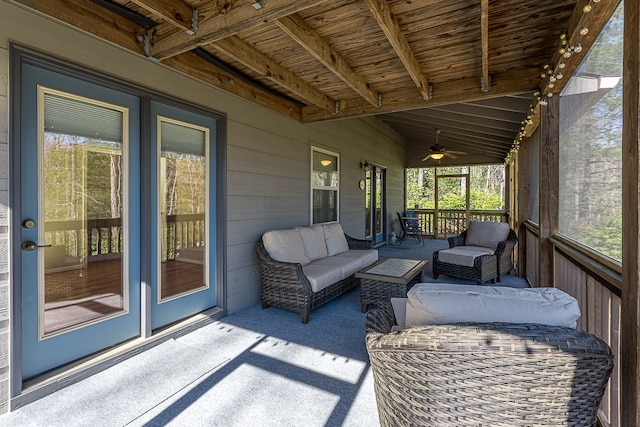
left=421, top=154, right=432, bottom=161
left=445, top=152, right=458, bottom=159
left=448, top=150, right=467, bottom=155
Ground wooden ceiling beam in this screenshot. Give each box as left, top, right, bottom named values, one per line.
left=276, top=13, right=380, bottom=108
left=14, top=0, right=146, bottom=55
left=302, top=67, right=541, bottom=122
left=129, top=0, right=194, bottom=33
left=364, top=0, right=431, bottom=101
left=212, top=36, right=336, bottom=113
left=163, top=51, right=302, bottom=120
left=480, top=0, right=491, bottom=92
left=150, top=0, right=328, bottom=60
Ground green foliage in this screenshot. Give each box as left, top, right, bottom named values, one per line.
left=406, top=165, right=505, bottom=211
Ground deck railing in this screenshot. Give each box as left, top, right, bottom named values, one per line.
left=43, top=214, right=205, bottom=262
left=524, top=223, right=621, bottom=427
left=408, top=209, right=509, bottom=238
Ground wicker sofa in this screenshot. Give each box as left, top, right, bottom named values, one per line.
left=433, top=220, right=517, bottom=285
left=365, top=300, right=613, bottom=427
left=256, top=223, right=377, bottom=323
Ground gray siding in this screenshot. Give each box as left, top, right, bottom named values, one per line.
left=0, top=41, right=9, bottom=415
left=0, top=1, right=407, bottom=412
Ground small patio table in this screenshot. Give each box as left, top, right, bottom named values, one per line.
left=357, top=257, right=428, bottom=312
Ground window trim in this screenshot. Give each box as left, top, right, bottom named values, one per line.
left=310, top=146, right=340, bottom=225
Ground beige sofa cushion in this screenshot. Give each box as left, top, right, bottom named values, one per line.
left=335, top=249, right=379, bottom=269
left=406, top=283, right=581, bottom=328
left=322, top=223, right=349, bottom=256
left=311, top=255, right=363, bottom=281
left=262, top=229, right=310, bottom=266
left=301, top=264, right=343, bottom=293
left=437, top=246, right=494, bottom=267
left=464, top=220, right=510, bottom=249
left=296, top=225, right=328, bottom=261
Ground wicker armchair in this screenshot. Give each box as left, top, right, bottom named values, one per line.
left=433, top=228, right=517, bottom=285
left=256, top=233, right=372, bottom=323
left=365, top=302, right=613, bottom=427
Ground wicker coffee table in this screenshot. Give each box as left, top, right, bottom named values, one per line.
left=357, top=257, right=428, bottom=312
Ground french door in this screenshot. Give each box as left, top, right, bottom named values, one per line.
left=364, top=165, right=386, bottom=245
left=20, top=63, right=141, bottom=379
left=149, top=101, right=217, bottom=329
left=18, top=62, right=218, bottom=379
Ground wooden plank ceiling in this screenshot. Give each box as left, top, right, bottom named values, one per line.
left=13, top=0, right=619, bottom=166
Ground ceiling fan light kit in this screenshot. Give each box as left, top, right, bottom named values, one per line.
left=422, top=129, right=466, bottom=162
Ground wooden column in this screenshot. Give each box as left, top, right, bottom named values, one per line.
left=538, top=95, right=559, bottom=287
left=621, top=0, right=640, bottom=424
left=516, top=138, right=530, bottom=278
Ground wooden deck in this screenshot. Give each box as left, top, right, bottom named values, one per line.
left=44, top=258, right=205, bottom=334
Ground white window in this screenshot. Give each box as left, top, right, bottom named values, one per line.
left=311, top=147, right=339, bottom=224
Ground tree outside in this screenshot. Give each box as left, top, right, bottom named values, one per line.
left=406, top=165, right=505, bottom=211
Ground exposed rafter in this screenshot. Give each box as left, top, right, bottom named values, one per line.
left=276, top=13, right=380, bottom=108
left=212, top=36, right=336, bottom=114
left=480, top=0, right=491, bottom=92
left=149, top=0, right=327, bottom=60
left=16, top=0, right=146, bottom=54
left=163, top=51, right=302, bottom=120
left=129, top=0, right=195, bottom=34
left=301, top=68, right=541, bottom=122
left=364, top=0, right=431, bottom=101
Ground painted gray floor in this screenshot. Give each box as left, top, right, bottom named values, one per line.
left=0, top=239, right=528, bottom=427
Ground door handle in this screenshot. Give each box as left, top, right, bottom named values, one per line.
left=21, top=241, right=52, bottom=252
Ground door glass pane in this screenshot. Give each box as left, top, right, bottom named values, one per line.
left=159, top=118, right=208, bottom=301
left=365, top=170, right=371, bottom=237
left=375, top=170, right=382, bottom=234
left=41, top=89, right=127, bottom=336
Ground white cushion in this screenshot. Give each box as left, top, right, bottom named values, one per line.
left=390, top=297, right=407, bottom=331
left=301, top=264, right=343, bottom=292
left=464, top=220, right=510, bottom=249
left=406, top=283, right=581, bottom=328
left=262, top=229, right=310, bottom=266
left=311, top=254, right=363, bottom=279
left=296, top=225, right=328, bottom=261
left=322, top=223, right=349, bottom=256
left=437, top=246, right=494, bottom=267
left=336, top=249, right=379, bottom=269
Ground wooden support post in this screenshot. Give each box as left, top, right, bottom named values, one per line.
left=516, top=138, right=530, bottom=278
left=538, top=95, right=559, bottom=287
left=621, top=0, right=640, bottom=424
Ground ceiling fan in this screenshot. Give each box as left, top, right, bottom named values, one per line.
left=422, top=129, right=467, bottom=161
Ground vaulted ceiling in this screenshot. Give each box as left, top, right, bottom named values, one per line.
left=13, top=0, right=619, bottom=166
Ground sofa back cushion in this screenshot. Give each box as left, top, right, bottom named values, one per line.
left=296, top=225, right=328, bottom=261
left=322, top=223, right=349, bottom=256
left=464, top=220, right=510, bottom=249
left=405, top=283, right=581, bottom=328
left=262, top=229, right=310, bottom=265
